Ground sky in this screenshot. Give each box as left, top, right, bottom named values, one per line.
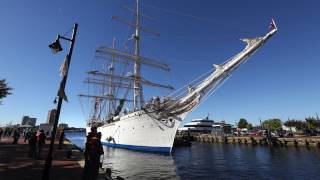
left=0, top=0, right=319, bottom=128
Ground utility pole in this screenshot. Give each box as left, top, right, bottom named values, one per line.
left=42, top=23, right=78, bottom=180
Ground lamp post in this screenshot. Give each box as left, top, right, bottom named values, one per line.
left=42, top=23, right=78, bottom=180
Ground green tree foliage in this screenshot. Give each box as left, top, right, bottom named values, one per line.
left=284, top=120, right=306, bottom=130
left=305, top=117, right=320, bottom=130
left=246, top=123, right=253, bottom=130
left=238, top=118, right=248, bottom=129
left=262, top=118, right=282, bottom=131
left=0, top=79, right=12, bottom=104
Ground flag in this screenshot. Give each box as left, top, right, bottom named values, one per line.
left=57, top=87, right=68, bottom=102
left=269, top=19, right=277, bottom=31
left=59, top=56, right=69, bottom=77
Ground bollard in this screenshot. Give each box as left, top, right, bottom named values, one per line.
left=294, top=139, right=298, bottom=147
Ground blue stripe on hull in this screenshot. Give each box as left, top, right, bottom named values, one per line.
left=101, top=142, right=171, bottom=154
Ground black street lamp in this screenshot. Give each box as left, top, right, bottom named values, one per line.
left=42, top=23, right=78, bottom=180
left=48, top=37, right=63, bottom=53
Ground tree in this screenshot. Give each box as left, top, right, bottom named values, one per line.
left=238, top=118, right=248, bottom=129
left=0, top=79, right=12, bottom=104
left=284, top=119, right=306, bottom=130
left=305, top=117, right=320, bottom=135
left=284, top=120, right=294, bottom=127
left=246, top=123, right=253, bottom=130
left=262, top=118, right=282, bottom=131
left=305, top=117, right=318, bottom=130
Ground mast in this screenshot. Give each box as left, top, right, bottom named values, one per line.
left=108, top=37, right=116, bottom=116
left=81, top=0, right=173, bottom=121
left=133, top=0, right=143, bottom=110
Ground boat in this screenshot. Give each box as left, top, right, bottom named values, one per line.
left=178, top=116, right=215, bottom=135
left=178, top=116, right=232, bottom=136
left=80, top=0, right=278, bottom=154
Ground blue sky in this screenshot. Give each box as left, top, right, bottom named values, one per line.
left=0, top=0, right=319, bottom=127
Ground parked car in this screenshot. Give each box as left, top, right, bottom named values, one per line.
left=277, top=130, right=286, bottom=137
left=248, top=130, right=259, bottom=136
left=240, top=131, right=248, bottom=136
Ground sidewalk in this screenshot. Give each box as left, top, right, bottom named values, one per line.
left=0, top=137, right=84, bottom=180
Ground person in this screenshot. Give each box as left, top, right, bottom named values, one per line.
left=9, top=128, right=13, bottom=136
left=28, top=132, right=37, bottom=158
left=12, top=129, right=20, bottom=144
left=0, top=128, right=3, bottom=140
left=3, top=128, right=7, bottom=137
left=58, top=129, right=65, bottom=149
left=83, top=127, right=104, bottom=180
left=24, top=130, right=31, bottom=142
left=36, top=129, right=46, bottom=159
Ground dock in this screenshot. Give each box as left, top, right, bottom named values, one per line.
left=0, top=136, right=83, bottom=180
left=175, top=134, right=320, bottom=148
left=0, top=136, right=117, bottom=180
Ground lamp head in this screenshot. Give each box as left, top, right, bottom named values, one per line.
left=48, top=36, right=63, bottom=54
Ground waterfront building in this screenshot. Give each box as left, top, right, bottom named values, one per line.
left=47, top=109, right=56, bottom=126
left=21, top=116, right=37, bottom=127
left=58, top=123, right=69, bottom=129
left=282, top=125, right=297, bottom=133
left=211, top=121, right=232, bottom=136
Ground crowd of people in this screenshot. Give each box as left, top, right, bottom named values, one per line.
left=1, top=126, right=104, bottom=180
left=0, top=127, right=47, bottom=159
left=0, top=127, right=15, bottom=138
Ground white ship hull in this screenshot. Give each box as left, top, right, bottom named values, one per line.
left=86, top=110, right=183, bottom=154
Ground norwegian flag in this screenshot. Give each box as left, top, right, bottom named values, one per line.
left=269, top=19, right=277, bottom=31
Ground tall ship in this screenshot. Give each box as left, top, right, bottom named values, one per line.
left=80, top=0, right=278, bottom=153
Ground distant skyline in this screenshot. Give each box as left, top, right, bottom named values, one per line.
left=1, top=0, right=319, bottom=127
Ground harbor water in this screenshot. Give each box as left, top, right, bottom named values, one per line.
left=66, top=132, right=320, bottom=179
